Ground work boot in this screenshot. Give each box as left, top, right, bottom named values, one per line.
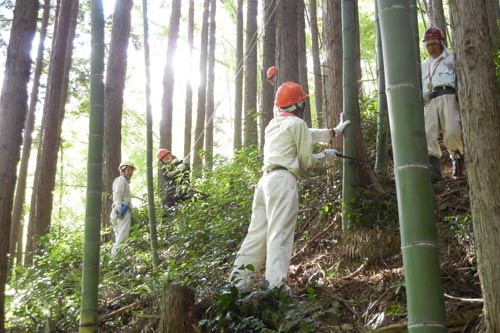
left=429, top=156, right=442, bottom=183
left=452, top=156, right=465, bottom=179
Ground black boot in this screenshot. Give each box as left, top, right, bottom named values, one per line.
left=452, top=154, right=465, bottom=179
left=429, top=156, right=442, bottom=183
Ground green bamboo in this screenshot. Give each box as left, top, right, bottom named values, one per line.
left=374, top=0, right=389, bottom=180
left=378, top=1, right=447, bottom=332
left=341, top=0, right=360, bottom=230
left=79, top=0, right=104, bottom=331
left=142, top=0, right=160, bottom=268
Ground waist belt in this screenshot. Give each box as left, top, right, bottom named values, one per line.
left=429, top=86, right=456, bottom=100
left=266, top=166, right=287, bottom=174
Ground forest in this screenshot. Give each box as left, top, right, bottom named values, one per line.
left=0, top=0, right=499, bottom=332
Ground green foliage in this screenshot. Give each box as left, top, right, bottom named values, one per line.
left=199, top=286, right=318, bottom=332
left=7, top=225, right=84, bottom=331
left=359, top=92, right=380, bottom=155
left=159, top=147, right=261, bottom=294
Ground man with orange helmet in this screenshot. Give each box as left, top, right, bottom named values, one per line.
left=265, top=65, right=346, bottom=144
left=421, top=27, right=464, bottom=181
left=266, top=66, right=277, bottom=87
left=110, top=161, right=136, bottom=256
left=157, top=148, right=190, bottom=208
left=230, top=81, right=350, bottom=291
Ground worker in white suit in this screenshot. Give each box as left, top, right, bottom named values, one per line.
left=110, top=161, right=136, bottom=257
left=230, top=81, right=350, bottom=290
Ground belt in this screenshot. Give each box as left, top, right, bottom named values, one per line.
left=429, top=86, right=456, bottom=100
left=266, top=166, right=287, bottom=174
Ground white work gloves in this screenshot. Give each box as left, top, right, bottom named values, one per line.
left=315, top=148, right=340, bottom=162
left=333, top=113, right=351, bottom=136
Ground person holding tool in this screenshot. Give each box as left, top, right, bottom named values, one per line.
left=230, top=81, right=350, bottom=291
left=421, top=27, right=465, bottom=182
left=110, top=161, right=136, bottom=257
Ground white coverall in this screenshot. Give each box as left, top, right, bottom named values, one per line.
left=110, top=175, right=132, bottom=256
left=421, top=46, right=464, bottom=159
left=231, top=111, right=330, bottom=290
left=274, top=105, right=333, bottom=144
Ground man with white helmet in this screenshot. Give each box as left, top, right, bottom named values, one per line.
left=230, top=81, right=350, bottom=291
left=110, top=161, right=136, bottom=256
left=421, top=27, right=465, bottom=181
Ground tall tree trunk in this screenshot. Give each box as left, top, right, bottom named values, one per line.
left=243, top=0, right=258, bottom=147
left=297, top=0, right=311, bottom=126
left=204, top=0, right=216, bottom=170
left=26, top=0, right=79, bottom=266
left=428, top=0, right=447, bottom=46
left=9, top=0, right=51, bottom=273
left=486, top=0, right=500, bottom=45
left=80, top=0, right=105, bottom=330
left=379, top=1, right=447, bottom=331
left=260, top=0, right=276, bottom=150
left=450, top=1, right=500, bottom=330
left=0, top=1, right=38, bottom=329
left=276, top=0, right=298, bottom=85
left=160, top=0, right=182, bottom=152
left=374, top=0, right=389, bottom=181
left=322, top=0, right=342, bottom=150
left=192, top=0, right=210, bottom=176
left=233, top=0, right=244, bottom=151
left=142, top=0, right=159, bottom=268
left=341, top=0, right=360, bottom=230
left=102, top=0, right=133, bottom=240
left=308, top=0, right=324, bottom=128
left=183, top=0, right=194, bottom=159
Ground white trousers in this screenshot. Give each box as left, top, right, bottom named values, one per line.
left=111, top=212, right=131, bottom=257
left=424, top=94, right=464, bottom=159
left=231, top=170, right=298, bottom=289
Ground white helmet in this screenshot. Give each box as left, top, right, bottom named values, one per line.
left=118, top=161, right=136, bottom=171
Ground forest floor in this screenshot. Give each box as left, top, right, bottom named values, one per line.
left=97, top=157, right=481, bottom=332
left=280, top=158, right=482, bottom=332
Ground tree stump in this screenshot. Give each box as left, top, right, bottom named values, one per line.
left=160, top=283, right=195, bottom=333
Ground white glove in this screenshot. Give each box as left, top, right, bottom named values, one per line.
left=333, top=112, right=351, bottom=136
left=423, top=91, right=431, bottom=103
left=322, top=149, right=340, bottom=161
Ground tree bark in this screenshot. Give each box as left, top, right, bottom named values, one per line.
left=322, top=0, right=343, bottom=150
left=9, top=0, right=51, bottom=273
left=308, top=0, right=324, bottom=128
left=233, top=0, right=244, bottom=151
left=102, top=0, right=133, bottom=240
left=276, top=0, right=298, bottom=85
left=26, top=0, right=79, bottom=266
left=485, top=0, right=500, bottom=45
left=0, top=0, right=38, bottom=329
left=160, top=0, right=182, bottom=152
left=297, top=0, right=311, bottom=126
left=183, top=0, right=195, bottom=159
left=260, top=0, right=276, bottom=150
left=243, top=0, right=258, bottom=147
left=159, top=284, right=195, bottom=333
left=450, top=1, right=500, bottom=330
left=428, top=0, right=447, bottom=46
left=204, top=0, right=216, bottom=170
left=192, top=0, right=210, bottom=175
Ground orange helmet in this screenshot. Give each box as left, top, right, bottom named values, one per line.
left=275, top=81, right=309, bottom=108
left=266, top=66, right=276, bottom=82
left=422, top=27, right=444, bottom=43
left=157, top=148, right=170, bottom=161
